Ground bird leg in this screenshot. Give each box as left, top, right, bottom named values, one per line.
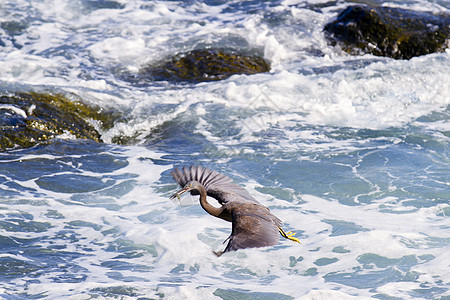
left=278, top=227, right=301, bottom=244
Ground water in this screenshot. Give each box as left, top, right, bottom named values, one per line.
left=0, top=0, right=449, bottom=299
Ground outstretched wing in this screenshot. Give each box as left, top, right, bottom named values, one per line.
left=223, top=202, right=281, bottom=252
left=171, top=166, right=259, bottom=204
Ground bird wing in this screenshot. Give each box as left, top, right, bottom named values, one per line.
left=223, top=202, right=281, bottom=252
left=171, top=166, right=259, bottom=204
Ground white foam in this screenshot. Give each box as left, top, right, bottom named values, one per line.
left=0, top=0, right=449, bottom=298
left=88, top=37, right=147, bottom=63
left=1, top=0, right=448, bottom=135
left=0, top=104, right=27, bottom=118
left=300, top=290, right=371, bottom=300
left=1, top=142, right=448, bottom=298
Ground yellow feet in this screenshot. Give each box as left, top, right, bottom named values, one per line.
left=279, top=227, right=301, bottom=244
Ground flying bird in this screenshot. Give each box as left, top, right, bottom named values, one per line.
left=170, top=166, right=300, bottom=256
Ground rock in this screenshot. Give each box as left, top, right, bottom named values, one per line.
left=0, top=92, right=113, bottom=151
left=324, top=5, right=450, bottom=59
left=135, top=48, right=270, bottom=83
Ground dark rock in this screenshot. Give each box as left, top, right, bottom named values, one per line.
left=0, top=92, right=113, bottom=151
left=324, top=5, right=450, bottom=59
left=135, top=48, right=270, bottom=84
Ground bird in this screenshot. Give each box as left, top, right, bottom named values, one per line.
left=170, top=166, right=300, bottom=256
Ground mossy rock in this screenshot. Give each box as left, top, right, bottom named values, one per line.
left=324, top=5, right=450, bottom=59
left=136, top=48, right=270, bottom=83
left=0, top=92, right=113, bottom=151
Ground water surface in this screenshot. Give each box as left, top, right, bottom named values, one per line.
left=0, top=0, right=449, bottom=299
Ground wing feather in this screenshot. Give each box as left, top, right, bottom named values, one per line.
left=171, top=166, right=259, bottom=204
left=223, top=202, right=281, bottom=252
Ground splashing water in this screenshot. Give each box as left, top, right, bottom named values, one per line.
left=0, top=0, right=449, bottom=298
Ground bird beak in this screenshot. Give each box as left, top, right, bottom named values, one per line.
left=170, top=186, right=191, bottom=201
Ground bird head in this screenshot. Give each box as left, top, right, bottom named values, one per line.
left=170, top=181, right=200, bottom=200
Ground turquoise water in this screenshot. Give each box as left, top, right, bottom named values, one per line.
left=0, top=0, right=449, bottom=299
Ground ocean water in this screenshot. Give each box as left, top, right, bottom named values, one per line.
left=0, top=0, right=449, bottom=299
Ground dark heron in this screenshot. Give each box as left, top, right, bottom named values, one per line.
left=170, top=166, right=300, bottom=256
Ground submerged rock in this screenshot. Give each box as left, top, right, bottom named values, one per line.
left=135, top=48, right=270, bottom=83
left=0, top=92, right=113, bottom=151
left=324, top=5, right=450, bottom=59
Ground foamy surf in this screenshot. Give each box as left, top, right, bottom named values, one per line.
left=0, top=0, right=449, bottom=299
